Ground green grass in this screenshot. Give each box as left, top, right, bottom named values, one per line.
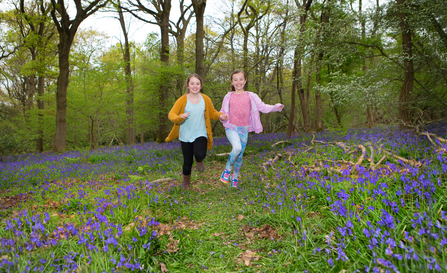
left=1, top=128, right=447, bottom=272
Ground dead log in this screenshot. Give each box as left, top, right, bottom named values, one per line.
left=271, top=141, right=292, bottom=148
left=152, top=178, right=174, bottom=183
left=367, top=143, right=375, bottom=170
left=286, top=152, right=298, bottom=168
left=214, top=152, right=231, bottom=157
left=355, top=145, right=367, bottom=166
left=403, top=122, right=447, bottom=145
left=335, top=142, right=350, bottom=153
left=262, top=153, right=283, bottom=172
left=383, top=149, right=422, bottom=167
left=374, top=155, right=387, bottom=169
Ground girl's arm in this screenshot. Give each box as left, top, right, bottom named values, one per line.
left=252, top=93, right=284, bottom=113
left=206, top=96, right=226, bottom=121
left=168, top=99, right=186, bottom=124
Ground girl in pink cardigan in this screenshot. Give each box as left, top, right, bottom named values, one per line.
left=219, top=70, right=284, bottom=188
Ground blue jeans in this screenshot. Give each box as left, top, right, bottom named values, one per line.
left=225, top=125, right=249, bottom=179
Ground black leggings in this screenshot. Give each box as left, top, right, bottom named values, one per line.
left=181, top=137, right=207, bottom=175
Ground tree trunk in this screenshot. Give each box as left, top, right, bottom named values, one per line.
left=50, top=0, right=108, bottom=152
left=18, top=0, right=55, bottom=152
left=118, top=2, right=135, bottom=145
left=396, top=0, right=414, bottom=124
left=237, top=0, right=250, bottom=76
left=330, top=91, right=342, bottom=127
left=89, top=116, right=96, bottom=150
left=156, top=1, right=171, bottom=143
left=314, top=3, right=327, bottom=132
left=287, top=46, right=299, bottom=137
left=54, top=39, right=71, bottom=152
left=359, top=0, right=374, bottom=128
left=296, top=0, right=312, bottom=133
left=192, top=0, right=206, bottom=79
left=170, top=2, right=193, bottom=96
left=288, top=0, right=313, bottom=136
left=36, top=76, right=45, bottom=152
left=315, top=68, right=323, bottom=131
left=176, top=37, right=185, bottom=95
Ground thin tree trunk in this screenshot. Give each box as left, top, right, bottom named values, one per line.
left=315, top=61, right=323, bottom=131
left=170, top=2, right=192, bottom=96
left=287, top=46, right=299, bottom=137
left=396, top=0, right=414, bottom=124
left=314, top=3, right=327, bottom=132
left=118, top=2, right=135, bottom=145
left=36, top=76, right=45, bottom=152
left=192, top=0, right=206, bottom=79
left=89, top=116, right=96, bottom=150
left=359, top=0, right=374, bottom=128
left=296, top=0, right=312, bottom=133
left=156, top=1, right=171, bottom=142
left=330, top=91, right=342, bottom=127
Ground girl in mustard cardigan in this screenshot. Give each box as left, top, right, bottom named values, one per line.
left=166, top=74, right=228, bottom=190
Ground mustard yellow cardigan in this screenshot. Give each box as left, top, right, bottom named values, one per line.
left=165, top=94, right=223, bottom=149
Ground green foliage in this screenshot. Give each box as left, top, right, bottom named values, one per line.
left=0, top=119, right=21, bottom=156
left=1, top=0, right=446, bottom=155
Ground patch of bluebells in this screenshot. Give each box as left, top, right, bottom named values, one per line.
left=243, top=125, right=447, bottom=271
left=1, top=124, right=446, bottom=271
left=0, top=142, right=181, bottom=190
left=0, top=179, right=161, bottom=271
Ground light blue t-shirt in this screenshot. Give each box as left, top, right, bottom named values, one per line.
left=179, top=94, right=207, bottom=142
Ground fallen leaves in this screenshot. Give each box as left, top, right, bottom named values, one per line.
left=0, top=192, right=32, bottom=210
left=166, top=236, right=179, bottom=253
left=242, top=224, right=280, bottom=240
left=160, top=262, right=169, bottom=272
left=238, top=250, right=259, bottom=266
left=155, top=216, right=201, bottom=236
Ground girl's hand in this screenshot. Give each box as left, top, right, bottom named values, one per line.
left=181, top=112, right=190, bottom=119
left=219, top=114, right=229, bottom=121
left=277, top=104, right=284, bottom=111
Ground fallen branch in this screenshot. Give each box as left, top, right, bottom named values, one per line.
left=356, top=145, right=367, bottom=166
left=383, top=150, right=422, bottom=167
left=286, top=152, right=298, bottom=168
left=262, top=153, right=283, bottom=172
left=214, top=152, right=230, bottom=157
left=424, top=131, right=437, bottom=146
left=403, top=122, right=447, bottom=145
left=152, top=178, right=174, bottom=183
left=335, top=142, right=350, bottom=153
left=375, top=155, right=387, bottom=168
left=367, top=143, right=375, bottom=170
left=303, top=146, right=314, bottom=153
left=324, top=159, right=356, bottom=166
left=271, top=141, right=292, bottom=148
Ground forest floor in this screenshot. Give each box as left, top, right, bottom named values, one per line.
left=1, top=124, right=447, bottom=272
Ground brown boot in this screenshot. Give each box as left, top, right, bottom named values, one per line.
left=183, top=174, right=191, bottom=190
left=196, top=161, right=205, bottom=172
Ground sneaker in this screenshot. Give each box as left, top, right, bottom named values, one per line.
left=220, top=169, right=231, bottom=184
left=231, top=176, right=238, bottom=188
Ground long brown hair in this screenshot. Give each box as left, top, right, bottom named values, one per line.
left=185, top=73, right=203, bottom=93
left=230, top=70, right=247, bottom=91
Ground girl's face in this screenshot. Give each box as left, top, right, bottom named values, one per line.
left=187, top=77, right=202, bottom=94
left=231, top=72, right=247, bottom=91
